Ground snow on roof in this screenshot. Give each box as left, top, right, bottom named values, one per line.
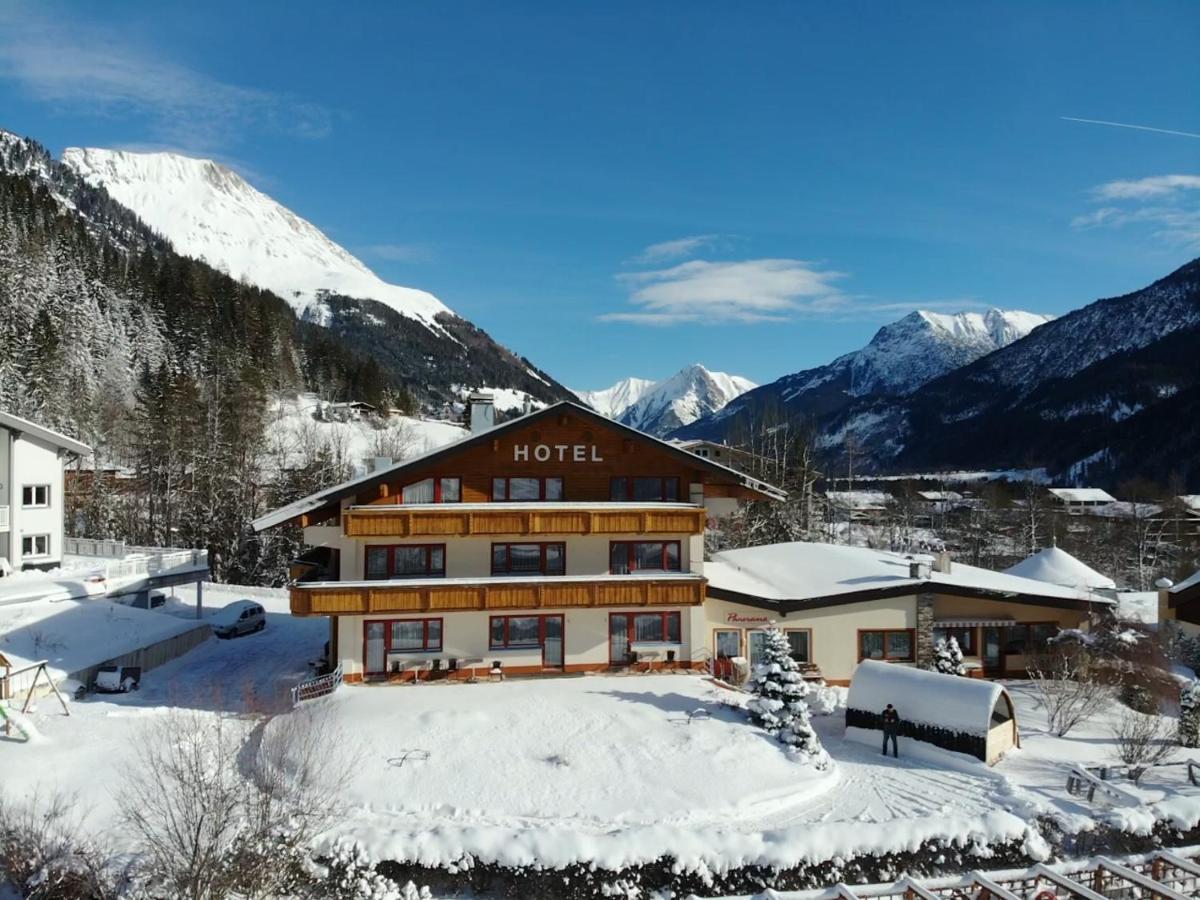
left=823, top=491, right=894, bottom=509
left=1003, top=546, right=1117, bottom=591
left=705, top=541, right=1112, bottom=606
left=847, top=659, right=1009, bottom=737
left=1048, top=487, right=1117, bottom=504
left=1171, top=569, right=1200, bottom=595
left=916, top=490, right=963, bottom=501
left=253, top=400, right=787, bottom=531
left=0, top=590, right=208, bottom=679
left=0, top=409, right=91, bottom=456
left=1179, top=495, right=1200, bottom=514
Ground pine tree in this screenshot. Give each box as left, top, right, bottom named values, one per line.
left=1180, top=681, right=1200, bottom=748
left=932, top=637, right=966, bottom=676
left=746, top=627, right=830, bottom=767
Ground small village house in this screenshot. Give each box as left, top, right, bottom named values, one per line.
left=0, top=410, right=92, bottom=572
left=1046, top=487, right=1118, bottom=515
left=822, top=490, right=893, bottom=524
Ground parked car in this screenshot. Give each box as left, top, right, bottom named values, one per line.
left=211, top=600, right=266, bottom=638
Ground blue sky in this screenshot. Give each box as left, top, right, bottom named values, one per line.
left=1, top=1, right=1198, bottom=389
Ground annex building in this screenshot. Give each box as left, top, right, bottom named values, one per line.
left=256, top=398, right=1112, bottom=684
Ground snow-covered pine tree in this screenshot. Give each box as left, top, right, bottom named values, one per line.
left=1180, top=681, right=1200, bottom=748
left=746, top=627, right=829, bottom=767
left=932, top=637, right=966, bottom=675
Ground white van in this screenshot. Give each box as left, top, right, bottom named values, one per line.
left=211, top=600, right=266, bottom=639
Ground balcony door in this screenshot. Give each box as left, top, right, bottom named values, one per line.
left=543, top=615, right=564, bottom=668
left=365, top=622, right=387, bottom=675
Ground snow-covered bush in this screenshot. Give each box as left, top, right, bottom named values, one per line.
left=746, top=628, right=830, bottom=767
left=932, top=638, right=966, bottom=676
left=1180, top=681, right=1200, bottom=748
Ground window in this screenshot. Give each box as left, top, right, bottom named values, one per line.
left=933, top=626, right=978, bottom=656
left=1003, top=622, right=1058, bottom=655
left=609, top=477, right=680, bottom=502
left=492, top=477, right=563, bottom=502
left=491, top=543, right=565, bottom=576
left=490, top=614, right=548, bottom=648
left=399, top=477, right=460, bottom=504
left=859, top=629, right=915, bottom=662
left=21, top=534, right=50, bottom=558
left=365, top=618, right=443, bottom=661
left=611, top=611, right=681, bottom=645
left=364, top=544, right=446, bottom=579
left=784, top=629, right=812, bottom=664
left=609, top=541, right=681, bottom=574
left=21, top=485, right=50, bottom=508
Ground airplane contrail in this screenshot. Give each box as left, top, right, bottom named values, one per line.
left=1061, top=116, right=1200, bottom=139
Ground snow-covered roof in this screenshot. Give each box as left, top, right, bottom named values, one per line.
left=1003, top=546, right=1117, bottom=591
left=253, top=400, right=786, bottom=531
left=0, top=409, right=91, bottom=456
left=1179, top=495, right=1200, bottom=515
left=1171, top=569, right=1200, bottom=596
left=823, top=491, right=893, bottom=509
left=847, top=660, right=1011, bottom=736
left=705, top=541, right=1112, bottom=608
left=916, top=490, right=963, bottom=502
left=1047, top=487, right=1117, bottom=504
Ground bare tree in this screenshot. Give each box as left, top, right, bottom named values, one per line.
left=119, top=704, right=354, bottom=900
left=1025, top=645, right=1109, bottom=736
left=0, top=789, right=117, bottom=900
left=1110, top=707, right=1177, bottom=784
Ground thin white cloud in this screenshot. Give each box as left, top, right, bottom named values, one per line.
left=359, top=243, right=436, bottom=263
left=1061, top=117, right=1200, bottom=140
left=0, top=10, right=331, bottom=150
left=1091, top=175, right=1200, bottom=200
left=629, top=234, right=722, bottom=265
left=602, top=258, right=847, bottom=325
left=1075, top=174, right=1200, bottom=250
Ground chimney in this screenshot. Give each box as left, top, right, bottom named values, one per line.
left=908, top=555, right=933, bottom=580
left=522, top=395, right=534, bottom=416
left=372, top=456, right=391, bottom=473
left=933, top=550, right=952, bottom=574
left=469, top=392, right=495, bottom=434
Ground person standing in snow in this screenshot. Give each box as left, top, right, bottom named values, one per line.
left=881, top=703, right=900, bottom=757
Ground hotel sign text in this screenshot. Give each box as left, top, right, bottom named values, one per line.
left=513, top=444, right=604, bottom=463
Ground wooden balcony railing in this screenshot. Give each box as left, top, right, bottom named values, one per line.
left=290, top=574, right=706, bottom=616
left=343, top=504, right=707, bottom=539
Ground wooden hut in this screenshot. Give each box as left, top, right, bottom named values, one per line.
left=845, top=660, right=1019, bottom=765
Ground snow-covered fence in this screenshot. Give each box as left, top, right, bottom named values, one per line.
left=1066, top=765, right=1141, bottom=807
left=292, top=663, right=343, bottom=706
left=63, top=538, right=209, bottom=580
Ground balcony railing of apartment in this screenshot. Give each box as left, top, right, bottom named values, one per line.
left=0, top=504, right=8, bottom=530
left=290, top=572, right=706, bottom=616
left=63, top=537, right=210, bottom=580
left=343, top=502, right=707, bottom=539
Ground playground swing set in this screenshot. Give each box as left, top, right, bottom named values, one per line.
left=0, top=651, right=70, bottom=740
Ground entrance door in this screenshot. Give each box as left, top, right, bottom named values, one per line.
left=714, top=629, right=741, bottom=679
left=543, top=615, right=564, bottom=668
left=365, top=622, right=387, bottom=675
left=982, top=626, right=1003, bottom=676
left=609, top=614, right=629, bottom=665
left=747, top=630, right=769, bottom=672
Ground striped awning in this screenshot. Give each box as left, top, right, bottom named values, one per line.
left=934, top=617, right=1016, bottom=628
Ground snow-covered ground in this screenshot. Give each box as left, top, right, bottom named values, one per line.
left=6, top=584, right=1200, bottom=881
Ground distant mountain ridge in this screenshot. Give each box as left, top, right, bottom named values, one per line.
left=673, top=308, right=1051, bottom=440
left=575, top=364, right=755, bottom=437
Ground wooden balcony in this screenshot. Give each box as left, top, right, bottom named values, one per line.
left=290, top=574, right=706, bottom=616
left=343, top=503, right=707, bottom=539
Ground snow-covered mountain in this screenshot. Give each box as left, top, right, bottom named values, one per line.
left=574, top=377, right=657, bottom=419
left=62, top=148, right=450, bottom=330
left=674, top=308, right=1050, bottom=441
left=577, top=365, right=755, bottom=437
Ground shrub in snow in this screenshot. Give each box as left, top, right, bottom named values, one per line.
left=931, top=638, right=966, bottom=676
left=1119, top=677, right=1158, bottom=715
left=1180, top=681, right=1200, bottom=748
left=746, top=627, right=830, bottom=767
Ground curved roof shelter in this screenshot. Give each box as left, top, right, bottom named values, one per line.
left=846, top=660, right=1019, bottom=764
left=1004, top=545, right=1116, bottom=592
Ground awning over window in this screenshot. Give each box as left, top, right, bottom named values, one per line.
left=934, top=617, right=1016, bottom=628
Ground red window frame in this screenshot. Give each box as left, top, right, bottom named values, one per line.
left=363, top=617, right=444, bottom=663
left=608, top=540, right=682, bottom=574
left=609, top=476, right=680, bottom=502
left=397, top=477, right=461, bottom=504
left=610, top=611, right=681, bottom=644
left=491, top=542, right=566, bottom=576
left=491, top=476, right=564, bottom=502
left=489, top=614, right=562, bottom=650
left=857, top=628, right=916, bottom=662
left=364, top=544, right=446, bottom=579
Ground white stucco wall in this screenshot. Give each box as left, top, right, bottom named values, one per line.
left=7, top=431, right=67, bottom=568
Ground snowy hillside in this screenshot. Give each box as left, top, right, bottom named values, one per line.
left=62, top=148, right=451, bottom=331
left=576, top=365, right=755, bottom=436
